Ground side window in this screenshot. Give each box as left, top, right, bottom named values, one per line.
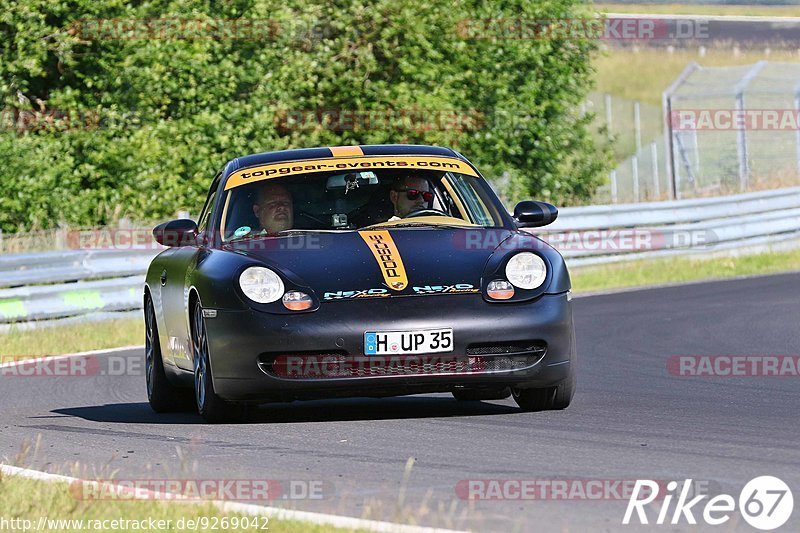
left=445, top=174, right=494, bottom=226
left=197, top=173, right=222, bottom=233
left=197, top=190, right=217, bottom=232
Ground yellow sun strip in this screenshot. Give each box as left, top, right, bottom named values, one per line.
left=224, top=156, right=478, bottom=190
left=358, top=230, right=408, bottom=291
left=329, top=146, right=364, bottom=157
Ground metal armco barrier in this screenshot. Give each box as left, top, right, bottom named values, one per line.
left=1, top=187, right=799, bottom=328
left=542, top=186, right=800, bottom=265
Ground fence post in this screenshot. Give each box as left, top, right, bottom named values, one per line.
left=663, top=62, right=699, bottom=201
left=795, top=85, right=800, bottom=176
left=632, top=156, right=640, bottom=203
left=734, top=61, right=767, bottom=192
left=634, top=101, right=642, bottom=154
left=735, top=92, right=749, bottom=191
left=610, top=170, right=618, bottom=204
left=651, top=142, right=660, bottom=199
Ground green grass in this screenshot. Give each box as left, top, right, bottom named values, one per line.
left=594, top=48, right=800, bottom=106
left=596, top=4, right=800, bottom=17
left=0, top=318, right=142, bottom=359
left=0, top=474, right=357, bottom=533
left=571, top=247, right=800, bottom=293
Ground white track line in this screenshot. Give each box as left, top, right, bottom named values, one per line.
left=0, top=345, right=144, bottom=369
left=0, top=464, right=467, bottom=533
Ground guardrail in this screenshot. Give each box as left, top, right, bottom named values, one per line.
left=1, top=186, right=799, bottom=329
left=539, top=186, right=800, bottom=265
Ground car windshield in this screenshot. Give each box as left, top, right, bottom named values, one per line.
left=218, top=168, right=505, bottom=241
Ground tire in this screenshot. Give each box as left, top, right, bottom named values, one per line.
left=192, top=302, right=246, bottom=423
left=145, top=297, right=192, bottom=412
left=512, top=369, right=576, bottom=412
left=452, top=387, right=511, bottom=401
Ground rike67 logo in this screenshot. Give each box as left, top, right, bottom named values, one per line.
left=624, top=476, right=793, bottom=530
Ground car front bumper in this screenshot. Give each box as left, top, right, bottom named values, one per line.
left=204, top=292, right=576, bottom=402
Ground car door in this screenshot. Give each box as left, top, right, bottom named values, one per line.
left=161, top=172, right=222, bottom=371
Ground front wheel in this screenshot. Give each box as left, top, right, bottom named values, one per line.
left=512, top=369, right=575, bottom=412
left=145, top=297, right=192, bottom=412
left=192, top=302, right=246, bottom=423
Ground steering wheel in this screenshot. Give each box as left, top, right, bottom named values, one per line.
left=405, top=207, right=450, bottom=218
left=294, top=209, right=329, bottom=228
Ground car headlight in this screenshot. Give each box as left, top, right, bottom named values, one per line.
left=239, top=266, right=285, bottom=303
left=505, top=252, right=547, bottom=289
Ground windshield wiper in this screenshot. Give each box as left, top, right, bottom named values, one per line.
left=362, top=222, right=470, bottom=230
left=277, top=229, right=351, bottom=235
left=227, top=229, right=347, bottom=243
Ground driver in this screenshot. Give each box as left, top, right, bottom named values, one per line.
left=388, top=174, right=434, bottom=220
left=253, top=183, right=294, bottom=233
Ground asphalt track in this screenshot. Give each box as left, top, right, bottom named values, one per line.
left=606, top=13, right=800, bottom=46
left=2, top=272, right=799, bottom=532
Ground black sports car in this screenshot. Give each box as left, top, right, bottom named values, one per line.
left=144, top=144, right=576, bottom=422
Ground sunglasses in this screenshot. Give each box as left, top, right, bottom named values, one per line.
left=395, top=188, right=434, bottom=202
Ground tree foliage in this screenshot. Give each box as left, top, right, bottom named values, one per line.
left=0, top=0, right=609, bottom=232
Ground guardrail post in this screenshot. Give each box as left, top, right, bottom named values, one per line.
left=55, top=224, right=68, bottom=250
left=632, top=156, right=640, bottom=202
left=610, top=170, right=618, bottom=204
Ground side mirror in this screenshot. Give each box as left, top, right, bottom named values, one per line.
left=153, top=219, right=199, bottom=247
left=513, top=201, right=558, bottom=228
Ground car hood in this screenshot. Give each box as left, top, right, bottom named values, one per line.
left=224, top=228, right=519, bottom=300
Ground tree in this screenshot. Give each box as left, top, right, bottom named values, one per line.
left=0, top=0, right=608, bottom=232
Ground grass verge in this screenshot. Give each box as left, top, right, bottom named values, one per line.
left=596, top=3, right=800, bottom=17
left=0, top=474, right=356, bottom=533
left=594, top=48, right=800, bottom=106
left=571, top=247, right=800, bottom=293
left=0, top=318, right=142, bottom=359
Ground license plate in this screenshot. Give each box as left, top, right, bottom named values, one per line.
left=364, top=328, right=453, bottom=355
